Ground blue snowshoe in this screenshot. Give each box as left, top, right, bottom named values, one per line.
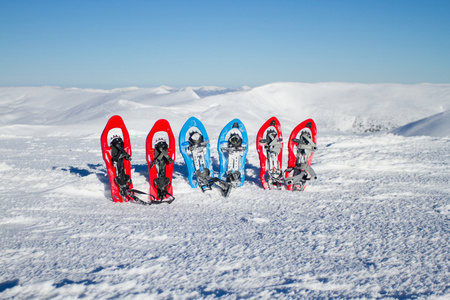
left=217, top=119, right=248, bottom=187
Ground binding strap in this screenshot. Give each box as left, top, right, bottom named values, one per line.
left=195, top=167, right=232, bottom=197
left=109, top=137, right=150, bottom=204
left=285, top=163, right=317, bottom=185
left=150, top=141, right=175, bottom=202
left=285, top=131, right=318, bottom=190
left=259, top=130, right=282, bottom=154
left=110, top=137, right=132, bottom=198
left=293, top=133, right=317, bottom=157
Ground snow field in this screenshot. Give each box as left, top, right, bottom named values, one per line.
left=0, top=83, right=449, bottom=298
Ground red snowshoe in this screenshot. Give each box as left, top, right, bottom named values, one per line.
left=256, top=116, right=284, bottom=189
left=285, top=119, right=317, bottom=191
left=146, top=119, right=176, bottom=203
left=101, top=115, right=135, bottom=202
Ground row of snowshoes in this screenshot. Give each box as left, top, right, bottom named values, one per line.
left=257, top=116, right=317, bottom=191
left=100, top=116, right=248, bottom=203
left=101, top=116, right=176, bottom=204
left=100, top=115, right=316, bottom=204
left=179, top=117, right=248, bottom=198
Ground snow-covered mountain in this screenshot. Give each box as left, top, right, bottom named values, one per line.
left=1, top=82, right=448, bottom=136
left=1, top=82, right=449, bottom=299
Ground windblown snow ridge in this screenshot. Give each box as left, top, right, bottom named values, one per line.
left=391, top=109, right=450, bottom=137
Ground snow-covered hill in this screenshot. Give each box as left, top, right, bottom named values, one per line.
left=0, top=82, right=449, bottom=299
left=392, top=110, right=450, bottom=137
left=1, top=82, right=449, bottom=136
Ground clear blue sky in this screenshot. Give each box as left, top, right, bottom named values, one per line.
left=1, top=0, right=449, bottom=88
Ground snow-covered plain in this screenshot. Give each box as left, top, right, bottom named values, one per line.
left=0, top=82, right=449, bottom=299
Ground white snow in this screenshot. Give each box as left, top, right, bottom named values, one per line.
left=391, top=110, right=450, bottom=137
left=0, top=82, right=449, bottom=298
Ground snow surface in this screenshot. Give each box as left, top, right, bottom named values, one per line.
left=0, top=82, right=449, bottom=299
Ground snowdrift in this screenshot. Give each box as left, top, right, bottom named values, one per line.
left=391, top=109, right=450, bottom=137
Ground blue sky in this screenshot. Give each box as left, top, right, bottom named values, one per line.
left=1, top=0, right=449, bottom=88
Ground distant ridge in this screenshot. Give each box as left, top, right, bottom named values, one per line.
left=1, top=82, right=449, bottom=135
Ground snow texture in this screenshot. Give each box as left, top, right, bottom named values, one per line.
left=0, top=82, right=449, bottom=299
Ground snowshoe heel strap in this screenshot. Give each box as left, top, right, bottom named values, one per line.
left=212, top=178, right=232, bottom=197
left=226, top=171, right=241, bottom=184
left=154, top=176, right=170, bottom=189
left=195, top=169, right=213, bottom=192
left=154, top=176, right=172, bottom=200
left=300, top=163, right=317, bottom=180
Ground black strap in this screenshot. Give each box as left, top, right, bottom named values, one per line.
left=110, top=137, right=133, bottom=198
left=150, top=141, right=173, bottom=168
left=149, top=141, right=175, bottom=202
left=111, top=137, right=131, bottom=162
left=212, top=177, right=232, bottom=197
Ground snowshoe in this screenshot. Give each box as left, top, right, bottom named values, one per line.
left=101, top=115, right=143, bottom=203
left=218, top=119, right=248, bottom=187
left=256, top=117, right=284, bottom=190
left=285, top=119, right=317, bottom=191
left=146, top=119, right=176, bottom=203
